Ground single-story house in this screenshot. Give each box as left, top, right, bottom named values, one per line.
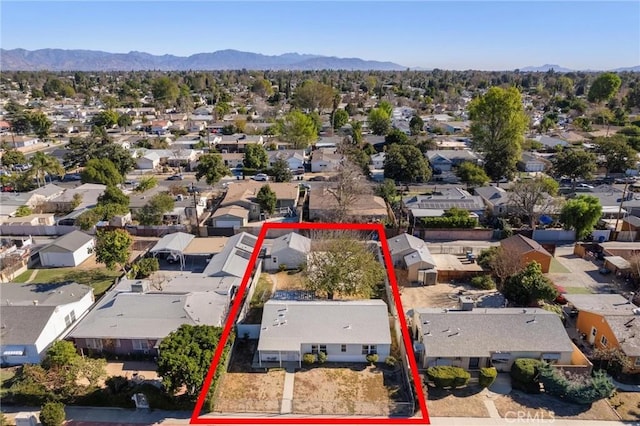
left=474, top=186, right=511, bottom=216
left=267, top=150, right=306, bottom=170
left=210, top=206, right=250, bottom=229
left=202, top=232, right=258, bottom=278
left=258, top=299, right=391, bottom=367
left=311, top=151, right=343, bottom=173
left=0, top=136, right=40, bottom=148
left=1, top=282, right=94, bottom=366
left=564, top=294, right=640, bottom=373
left=264, top=232, right=311, bottom=272
left=309, top=186, right=388, bottom=222
left=403, top=188, right=485, bottom=220
left=387, top=233, right=437, bottom=283
left=500, top=234, right=552, bottom=273
left=219, top=181, right=299, bottom=221
left=442, top=121, right=471, bottom=134
left=532, top=135, right=569, bottom=150
left=68, top=277, right=234, bottom=357
left=136, top=152, right=161, bottom=170
left=39, top=230, right=94, bottom=268
left=518, top=152, right=550, bottom=173
left=46, top=183, right=107, bottom=212
left=150, top=120, right=172, bottom=134
left=220, top=153, right=245, bottom=169
left=413, top=307, right=576, bottom=372
left=425, top=150, right=481, bottom=172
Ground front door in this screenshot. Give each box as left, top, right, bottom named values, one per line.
left=469, top=357, right=480, bottom=369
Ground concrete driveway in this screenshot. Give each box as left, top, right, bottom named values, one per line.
left=546, top=245, right=621, bottom=293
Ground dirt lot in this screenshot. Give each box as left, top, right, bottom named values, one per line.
left=293, top=364, right=410, bottom=416
left=398, top=275, right=498, bottom=312
left=213, top=340, right=285, bottom=413
left=425, top=386, right=490, bottom=417
left=493, top=389, right=620, bottom=421
left=609, top=391, right=640, bottom=421
left=270, top=271, right=306, bottom=291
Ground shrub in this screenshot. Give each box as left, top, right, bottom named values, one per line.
left=39, top=402, right=66, bottom=426
left=366, top=354, right=379, bottom=365
left=105, top=375, right=129, bottom=394
left=278, top=264, right=287, bottom=272
left=385, top=356, right=398, bottom=367
left=426, top=366, right=470, bottom=389
left=479, top=367, right=498, bottom=388
left=317, top=351, right=327, bottom=364
left=129, top=257, right=160, bottom=279
left=302, top=353, right=316, bottom=365
left=538, top=363, right=615, bottom=404
left=470, top=275, right=496, bottom=290
left=511, top=358, right=542, bottom=393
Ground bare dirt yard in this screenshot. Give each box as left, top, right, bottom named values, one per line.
left=425, top=386, right=490, bottom=418
left=292, top=364, right=411, bottom=416
left=609, top=391, right=640, bottom=421
left=493, top=389, right=620, bottom=421
left=213, top=340, right=285, bottom=413
left=271, top=271, right=306, bottom=291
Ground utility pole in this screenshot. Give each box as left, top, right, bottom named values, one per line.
left=615, top=181, right=629, bottom=233
left=192, top=190, right=200, bottom=236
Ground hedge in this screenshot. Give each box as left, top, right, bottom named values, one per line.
left=510, top=358, right=542, bottom=393
left=302, top=353, right=317, bottom=365
left=479, top=367, right=498, bottom=388
left=470, top=275, right=496, bottom=290
left=426, top=366, right=470, bottom=389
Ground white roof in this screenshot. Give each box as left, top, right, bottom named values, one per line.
left=271, top=232, right=311, bottom=256
left=258, top=300, right=391, bottom=352
left=149, top=232, right=195, bottom=254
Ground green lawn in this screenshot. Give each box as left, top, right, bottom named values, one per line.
left=251, top=274, right=273, bottom=308
left=548, top=258, right=571, bottom=273
left=564, top=286, right=594, bottom=294
left=9, top=267, right=121, bottom=298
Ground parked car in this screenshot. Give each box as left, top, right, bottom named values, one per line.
left=253, top=173, right=269, bottom=181
left=1, top=185, right=15, bottom=192
left=309, top=175, right=328, bottom=182
left=167, top=174, right=184, bottom=181
left=577, top=183, right=594, bottom=189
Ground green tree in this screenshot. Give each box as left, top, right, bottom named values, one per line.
left=195, top=153, right=230, bottom=185
left=63, top=135, right=105, bottom=170
left=509, top=176, right=560, bottom=229
left=95, top=229, right=133, bottom=270
left=331, top=109, right=349, bottom=130
left=378, top=101, right=393, bottom=118
left=92, top=109, right=119, bottom=128
left=271, top=157, right=293, bottom=182
left=243, top=143, right=268, bottom=169
left=39, top=402, right=65, bottom=426
left=138, top=193, right=175, bottom=226
left=250, top=78, right=274, bottom=98
left=99, top=144, right=136, bottom=177
left=503, top=261, right=558, bottom=306
left=587, top=72, right=622, bottom=103
left=256, top=184, right=277, bottom=214
left=28, top=111, right=52, bottom=139
left=43, top=340, right=78, bottom=370
left=469, top=86, right=529, bottom=182
left=376, top=178, right=397, bottom=204
left=409, top=115, right=425, bottom=135
left=98, top=185, right=129, bottom=207
left=152, top=76, right=180, bottom=108
left=135, top=176, right=158, bottom=193
left=81, top=158, right=123, bottom=186
left=551, top=149, right=597, bottom=190
left=117, top=113, right=132, bottom=131
left=293, top=80, right=336, bottom=111
left=157, top=324, right=226, bottom=397
left=280, top=110, right=318, bottom=148
left=596, top=135, right=637, bottom=174
left=304, top=235, right=386, bottom=299
left=1, top=148, right=26, bottom=167
left=385, top=129, right=409, bottom=145
left=14, top=205, right=32, bottom=217
left=383, top=144, right=431, bottom=183
left=560, top=195, right=602, bottom=240
left=368, top=108, right=391, bottom=135
left=455, top=162, right=489, bottom=188
left=29, top=152, right=64, bottom=187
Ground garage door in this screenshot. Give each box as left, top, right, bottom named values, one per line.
left=215, top=220, right=240, bottom=228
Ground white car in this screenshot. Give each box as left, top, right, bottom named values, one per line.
left=577, top=183, right=594, bottom=189
left=253, top=173, right=269, bottom=181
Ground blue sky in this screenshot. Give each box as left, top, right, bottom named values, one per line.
left=1, top=1, right=638, bottom=70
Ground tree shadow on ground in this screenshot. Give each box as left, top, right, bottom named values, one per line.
left=508, top=389, right=593, bottom=416
left=426, top=384, right=485, bottom=401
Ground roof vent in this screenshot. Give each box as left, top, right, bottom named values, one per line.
left=33, top=300, right=38, bottom=306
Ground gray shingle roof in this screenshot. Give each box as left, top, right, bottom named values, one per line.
left=271, top=232, right=311, bottom=256
left=258, top=300, right=391, bottom=352
left=607, top=315, right=640, bottom=357
left=387, top=233, right=435, bottom=268
left=202, top=232, right=258, bottom=278
left=1, top=306, right=56, bottom=345
left=1, top=282, right=93, bottom=306
left=415, top=308, right=574, bottom=358
left=40, top=230, right=93, bottom=253
left=564, top=294, right=637, bottom=315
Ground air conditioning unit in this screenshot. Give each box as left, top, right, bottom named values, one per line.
left=143, top=349, right=150, bottom=355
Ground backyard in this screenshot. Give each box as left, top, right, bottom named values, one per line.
left=292, top=364, right=412, bottom=416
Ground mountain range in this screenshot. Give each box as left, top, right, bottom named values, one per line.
left=520, top=64, right=640, bottom=72
left=0, top=48, right=406, bottom=71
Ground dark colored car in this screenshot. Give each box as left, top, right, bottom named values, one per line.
left=167, top=175, right=184, bottom=181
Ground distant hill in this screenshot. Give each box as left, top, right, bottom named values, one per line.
left=0, top=48, right=406, bottom=71
left=521, top=64, right=640, bottom=73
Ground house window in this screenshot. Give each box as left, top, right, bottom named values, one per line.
left=86, top=339, right=102, bottom=350
left=600, top=335, right=608, bottom=347
left=635, top=358, right=640, bottom=367
left=341, top=344, right=347, bottom=353
left=64, top=310, right=76, bottom=328
left=591, top=327, right=597, bottom=337
left=320, top=345, right=327, bottom=353
left=362, top=345, right=377, bottom=355
left=311, top=345, right=318, bottom=354
left=132, top=340, right=149, bottom=351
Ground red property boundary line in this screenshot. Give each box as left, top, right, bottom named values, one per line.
left=191, top=222, right=430, bottom=425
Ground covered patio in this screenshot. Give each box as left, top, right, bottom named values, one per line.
left=149, top=231, right=195, bottom=270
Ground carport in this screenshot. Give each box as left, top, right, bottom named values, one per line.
left=149, top=232, right=195, bottom=270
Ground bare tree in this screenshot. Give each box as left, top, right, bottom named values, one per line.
left=478, top=246, right=523, bottom=289
left=325, top=160, right=371, bottom=222
left=508, top=177, right=562, bottom=230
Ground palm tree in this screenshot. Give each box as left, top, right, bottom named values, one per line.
left=29, top=152, right=63, bottom=187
